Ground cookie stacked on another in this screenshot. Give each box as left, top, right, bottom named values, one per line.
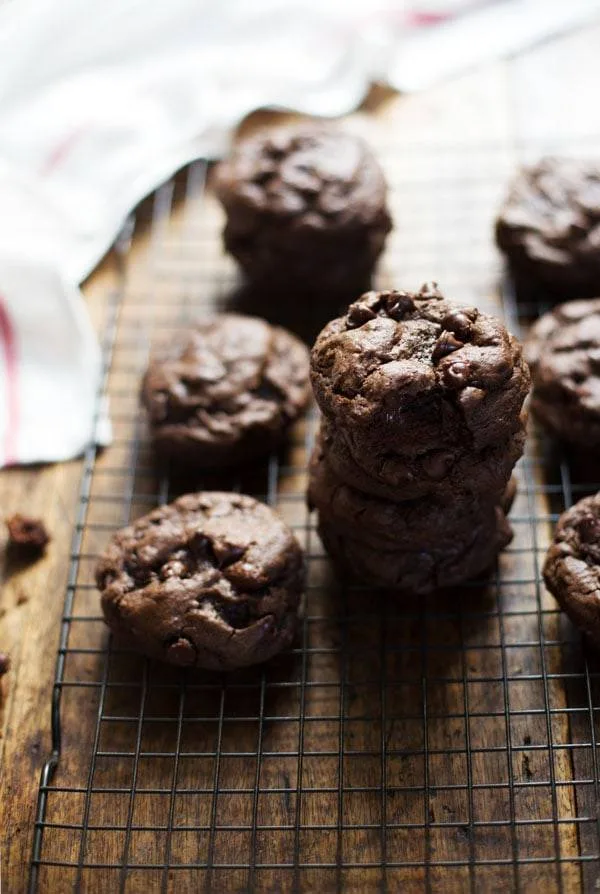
left=308, top=285, right=531, bottom=594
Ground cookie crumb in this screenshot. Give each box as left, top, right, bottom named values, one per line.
left=0, top=653, right=11, bottom=676
left=6, top=514, right=50, bottom=555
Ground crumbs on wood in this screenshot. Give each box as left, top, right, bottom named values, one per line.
left=6, top=514, right=50, bottom=557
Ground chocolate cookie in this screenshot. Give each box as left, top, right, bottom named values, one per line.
left=214, top=122, right=392, bottom=300
left=543, top=493, right=600, bottom=647
left=96, top=492, right=305, bottom=671
left=317, top=510, right=511, bottom=595
left=525, top=298, right=600, bottom=446
left=308, top=444, right=514, bottom=548
left=308, top=446, right=512, bottom=593
left=311, top=285, right=530, bottom=451
left=141, top=314, right=310, bottom=467
left=496, top=157, right=600, bottom=300
left=320, top=415, right=526, bottom=502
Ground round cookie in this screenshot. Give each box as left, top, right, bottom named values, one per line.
left=320, top=414, right=526, bottom=502
left=308, top=443, right=515, bottom=550
left=543, top=493, right=600, bottom=647
left=496, top=156, right=600, bottom=300
left=311, top=285, right=531, bottom=451
left=214, top=122, right=392, bottom=299
left=96, top=492, right=305, bottom=671
left=316, top=510, right=511, bottom=595
left=141, top=314, right=310, bottom=467
left=525, top=298, right=600, bottom=446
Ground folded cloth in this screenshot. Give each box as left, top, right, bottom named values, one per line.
left=0, top=0, right=598, bottom=467
left=0, top=259, right=109, bottom=467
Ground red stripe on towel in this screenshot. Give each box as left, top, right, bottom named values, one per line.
left=40, top=123, right=88, bottom=176
left=0, top=297, right=18, bottom=465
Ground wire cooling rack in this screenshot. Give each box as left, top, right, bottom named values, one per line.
left=28, top=135, right=600, bottom=894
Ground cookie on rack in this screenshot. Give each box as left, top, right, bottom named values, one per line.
left=496, top=156, right=600, bottom=300
left=525, top=298, right=600, bottom=446
left=311, top=285, right=530, bottom=450
left=543, top=493, right=600, bottom=647
left=320, top=414, right=526, bottom=502
left=96, top=492, right=305, bottom=671
left=141, top=314, right=310, bottom=467
left=308, top=442, right=513, bottom=594
left=214, top=121, right=392, bottom=301
left=317, top=509, right=511, bottom=595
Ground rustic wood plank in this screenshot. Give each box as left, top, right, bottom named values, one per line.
left=0, top=262, right=118, bottom=885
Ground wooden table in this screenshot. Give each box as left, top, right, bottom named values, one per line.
left=2, top=18, right=600, bottom=893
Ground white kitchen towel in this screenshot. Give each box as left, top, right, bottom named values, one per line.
left=0, top=259, right=109, bottom=466
left=0, top=0, right=598, bottom=466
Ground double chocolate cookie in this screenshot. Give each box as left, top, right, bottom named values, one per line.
left=96, top=492, right=305, bottom=671
left=525, top=298, right=600, bottom=446
left=543, top=493, right=600, bottom=647
left=215, top=122, right=392, bottom=301
left=311, top=284, right=529, bottom=445
left=496, top=156, right=600, bottom=300
left=320, top=415, right=526, bottom=502
left=309, top=284, right=530, bottom=593
left=308, top=446, right=513, bottom=593
left=141, top=314, right=310, bottom=467
left=311, top=284, right=530, bottom=466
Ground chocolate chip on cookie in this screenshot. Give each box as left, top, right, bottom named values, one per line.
left=141, top=314, right=310, bottom=467
left=96, top=492, right=305, bottom=671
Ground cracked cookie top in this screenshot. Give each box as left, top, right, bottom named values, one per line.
left=310, top=285, right=530, bottom=449
left=496, top=156, right=600, bottom=296
left=215, top=122, right=390, bottom=233
left=141, top=314, right=310, bottom=466
left=213, top=122, right=392, bottom=295
left=96, top=492, right=305, bottom=671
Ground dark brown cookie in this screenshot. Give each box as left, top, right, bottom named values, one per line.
left=496, top=157, right=600, bottom=300
left=214, top=122, right=392, bottom=300
left=320, top=415, right=526, bottom=502
left=311, top=285, right=531, bottom=451
left=308, top=445, right=513, bottom=594
left=317, top=508, right=511, bottom=595
left=96, top=492, right=305, bottom=671
left=525, top=298, right=600, bottom=446
left=141, top=314, right=310, bottom=467
left=543, top=493, right=600, bottom=647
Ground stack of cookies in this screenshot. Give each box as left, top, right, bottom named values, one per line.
left=308, top=284, right=531, bottom=594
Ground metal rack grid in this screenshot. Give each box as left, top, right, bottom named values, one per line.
left=28, top=137, right=600, bottom=893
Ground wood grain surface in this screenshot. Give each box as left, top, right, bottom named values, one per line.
left=2, top=18, right=600, bottom=893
